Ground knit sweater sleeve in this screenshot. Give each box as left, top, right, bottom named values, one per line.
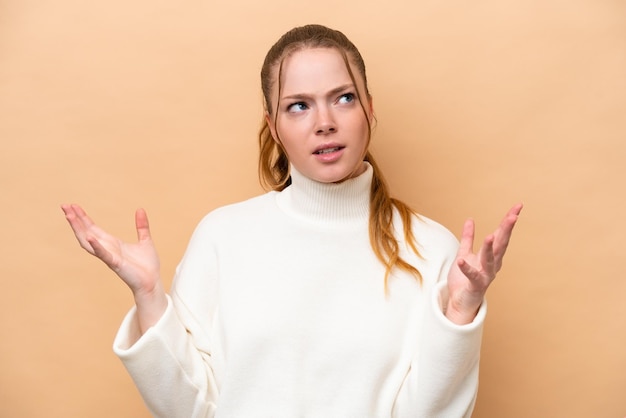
left=393, top=217, right=486, bottom=418
left=112, top=215, right=220, bottom=418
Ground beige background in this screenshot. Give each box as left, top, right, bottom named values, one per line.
left=1, top=0, right=625, bottom=417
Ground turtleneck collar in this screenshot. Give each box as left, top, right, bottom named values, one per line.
left=275, top=162, right=372, bottom=227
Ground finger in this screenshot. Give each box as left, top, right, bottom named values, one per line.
left=508, top=202, right=523, bottom=217
left=71, top=204, right=96, bottom=229
left=88, top=236, right=118, bottom=270
left=498, top=204, right=523, bottom=238
left=492, top=203, right=523, bottom=255
left=458, top=218, right=475, bottom=256
left=479, top=234, right=495, bottom=275
left=61, top=204, right=83, bottom=230
left=135, top=208, right=152, bottom=242
left=61, top=204, right=93, bottom=252
left=457, top=258, right=482, bottom=283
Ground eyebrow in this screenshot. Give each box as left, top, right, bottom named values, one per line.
left=281, top=84, right=355, bottom=101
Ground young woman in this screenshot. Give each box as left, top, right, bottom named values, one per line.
left=62, top=24, right=522, bottom=418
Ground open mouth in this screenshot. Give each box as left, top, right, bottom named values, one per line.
left=313, top=146, right=343, bottom=155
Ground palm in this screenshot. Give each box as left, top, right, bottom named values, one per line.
left=61, top=204, right=161, bottom=294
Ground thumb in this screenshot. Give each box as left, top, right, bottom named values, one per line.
left=135, top=208, right=152, bottom=242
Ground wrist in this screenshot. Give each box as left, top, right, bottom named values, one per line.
left=133, top=281, right=168, bottom=334
left=132, top=278, right=164, bottom=303
left=445, top=299, right=481, bottom=325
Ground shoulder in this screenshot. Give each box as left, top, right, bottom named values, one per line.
left=412, top=213, right=459, bottom=252
left=191, top=191, right=279, bottom=237
left=205, top=192, right=276, bottom=219
left=394, top=210, right=459, bottom=265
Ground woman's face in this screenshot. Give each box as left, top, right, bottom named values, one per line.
left=267, top=47, right=373, bottom=184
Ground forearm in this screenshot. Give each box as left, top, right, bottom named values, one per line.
left=394, top=281, right=485, bottom=418
left=421, top=282, right=485, bottom=415
left=133, top=280, right=168, bottom=335
left=114, top=295, right=218, bottom=418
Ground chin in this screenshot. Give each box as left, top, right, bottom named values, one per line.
left=318, top=164, right=366, bottom=184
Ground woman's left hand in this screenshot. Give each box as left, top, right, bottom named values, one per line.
left=445, top=203, right=523, bottom=325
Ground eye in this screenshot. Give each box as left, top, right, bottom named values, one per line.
left=338, top=93, right=355, bottom=104
left=287, top=102, right=308, bottom=113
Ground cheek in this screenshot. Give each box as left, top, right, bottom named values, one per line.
left=274, top=120, right=300, bottom=154
left=355, top=117, right=371, bottom=152
left=277, top=116, right=310, bottom=141
left=351, top=113, right=370, bottom=139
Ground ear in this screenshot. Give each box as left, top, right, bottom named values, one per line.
left=265, top=111, right=279, bottom=143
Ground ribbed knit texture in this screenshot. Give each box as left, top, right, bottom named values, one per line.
left=277, top=163, right=371, bottom=225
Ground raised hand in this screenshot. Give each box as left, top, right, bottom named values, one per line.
left=445, top=203, right=523, bottom=325
left=61, top=204, right=167, bottom=332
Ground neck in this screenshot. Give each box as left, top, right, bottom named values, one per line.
left=275, top=163, right=372, bottom=226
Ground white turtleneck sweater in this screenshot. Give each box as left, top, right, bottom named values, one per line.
left=113, top=163, right=486, bottom=418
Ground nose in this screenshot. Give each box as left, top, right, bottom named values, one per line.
left=315, top=106, right=336, bottom=135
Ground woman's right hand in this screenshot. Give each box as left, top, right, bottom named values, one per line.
left=61, top=204, right=167, bottom=333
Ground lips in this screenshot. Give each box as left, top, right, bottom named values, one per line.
left=313, top=144, right=344, bottom=155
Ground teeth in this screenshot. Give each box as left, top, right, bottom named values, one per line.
left=316, top=147, right=340, bottom=154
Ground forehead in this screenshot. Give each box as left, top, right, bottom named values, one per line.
left=278, top=47, right=361, bottom=95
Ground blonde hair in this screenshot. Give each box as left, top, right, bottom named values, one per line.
left=259, top=24, right=422, bottom=285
